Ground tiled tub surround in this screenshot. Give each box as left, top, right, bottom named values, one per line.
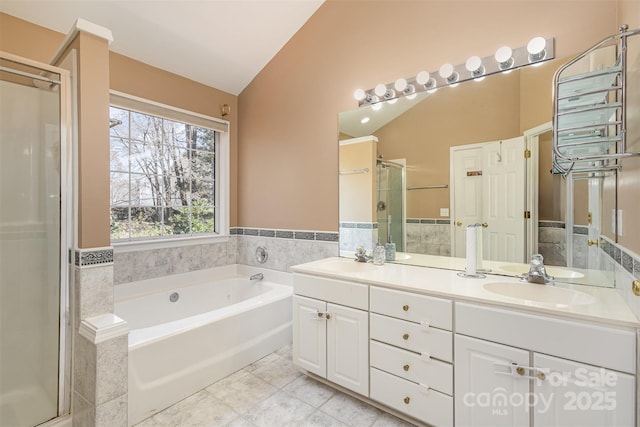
left=535, top=221, right=589, bottom=268
left=405, top=219, right=451, bottom=256
left=236, top=228, right=339, bottom=272
left=339, top=222, right=378, bottom=254
left=113, top=239, right=237, bottom=285
left=72, top=248, right=128, bottom=427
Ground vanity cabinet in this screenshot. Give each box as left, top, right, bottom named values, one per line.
left=292, top=275, right=369, bottom=396
left=369, top=287, right=454, bottom=427
left=455, top=302, right=637, bottom=427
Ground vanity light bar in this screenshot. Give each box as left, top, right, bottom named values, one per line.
left=355, top=37, right=555, bottom=107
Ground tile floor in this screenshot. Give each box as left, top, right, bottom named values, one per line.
left=134, top=345, right=417, bottom=427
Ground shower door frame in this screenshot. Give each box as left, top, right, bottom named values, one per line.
left=0, top=51, right=73, bottom=420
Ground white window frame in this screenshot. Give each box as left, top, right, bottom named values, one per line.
left=109, top=90, right=229, bottom=251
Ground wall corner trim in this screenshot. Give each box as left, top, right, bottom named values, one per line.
left=50, top=18, right=114, bottom=65
left=79, top=313, right=129, bottom=344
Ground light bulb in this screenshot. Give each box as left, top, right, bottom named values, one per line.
left=394, top=78, right=408, bottom=92
left=416, top=71, right=430, bottom=85
left=439, top=63, right=459, bottom=84
left=527, top=36, right=547, bottom=62
left=353, top=89, right=366, bottom=101
left=465, top=56, right=482, bottom=72
left=439, top=63, right=454, bottom=79
left=495, top=46, right=514, bottom=70
left=374, top=84, right=387, bottom=97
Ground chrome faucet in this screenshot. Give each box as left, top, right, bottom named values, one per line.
left=249, top=273, right=264, bottom=281
left=524, top=254, right=554, bottom=284
left=354, top=246, right=371, bottom=263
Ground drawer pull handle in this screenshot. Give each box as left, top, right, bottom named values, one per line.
left=403, top=396, right=410, bottom=404
left=402, top=304, right=409, bottom=311
left=402, top=333, right=409, bottom=340
left=403, top=364, right=410, bottom=371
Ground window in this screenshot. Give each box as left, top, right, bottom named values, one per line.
left=109, top=97, right=227, bottom=242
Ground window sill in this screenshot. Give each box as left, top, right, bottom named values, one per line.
left=112, top=234, right=230, bottom=253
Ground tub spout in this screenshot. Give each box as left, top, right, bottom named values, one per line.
left=250, top=273, right=264, bottom=282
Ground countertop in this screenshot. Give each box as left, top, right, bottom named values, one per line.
left=291, top=257, right=640, bottom=328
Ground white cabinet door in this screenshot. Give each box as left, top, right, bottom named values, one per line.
left=455, top=335, right=530, bottom=427
left=533, top=353, right=636, bottom=427
left=292, top=295, right=326, bottom=377
left=327, top=303, right=369, bottom=396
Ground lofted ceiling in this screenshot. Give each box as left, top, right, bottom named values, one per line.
left=1, top=0, right=325, bottom=95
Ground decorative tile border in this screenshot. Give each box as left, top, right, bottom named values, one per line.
left=231, top=227, right=339, bottom=242
left=75, top=247, right=114, bottom=267
left=539, top=221, right=565, bottom=229
left=339, top=222, right=378, bottom=229
left=600, top=235, right=640, bottom=279
left=406, top=218, right=451, bottom=225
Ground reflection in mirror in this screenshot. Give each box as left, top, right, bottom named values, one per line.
left=338, top=57, right=614, bottom=287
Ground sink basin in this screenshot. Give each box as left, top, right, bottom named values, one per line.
left=483, top=282, right=595, bottom=307
left=498, top=264, right=585, bottom=279
left=323, top=261, right=377, bottom=273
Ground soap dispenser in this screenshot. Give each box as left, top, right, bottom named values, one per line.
left=385, top=234, right=396, bottom=261
left=373, top=239, right=386, bottom=265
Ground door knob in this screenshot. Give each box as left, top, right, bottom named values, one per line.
left=588, top=239, right=599, bottom=246
left=456, top=221, right=462, bottom=227
left=482, top=222, right=488, bottom=228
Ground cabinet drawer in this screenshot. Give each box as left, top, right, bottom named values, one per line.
left=293, top=274, right=368, bottom=310
left=456, top=302, right=636, bottom=373
left=371, top=286, right=452, bottom=330
left=370, top=313, right=452, bottom=362
left=370, top=340, right=452, bottom=395
left=370, top=367, right=453, bottom=427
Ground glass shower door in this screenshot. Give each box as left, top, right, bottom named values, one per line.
left=376, top=160, right=405, bottom=251
left=0, top=58, right=62, bottom=426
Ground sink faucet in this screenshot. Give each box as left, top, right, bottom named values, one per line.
left=354, top=246, right=371, bottom=263
left=524, top=254, right=554, bottom=284
left=250, top=273, right=264, bottom=281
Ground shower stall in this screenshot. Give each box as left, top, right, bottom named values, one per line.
left=376, top=159, right=405, bottom=251
left=0, top=53, right=71, bottom=426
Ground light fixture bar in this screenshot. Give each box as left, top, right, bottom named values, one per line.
left=356, top=37, right=554, bottom=106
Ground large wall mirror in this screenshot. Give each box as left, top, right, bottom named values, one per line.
left=338, top=55, right=617, bottom=287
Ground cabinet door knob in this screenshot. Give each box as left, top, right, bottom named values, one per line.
left=402, top=304, right=409, bottom=311
left=317, top=311, right=324, bottom=318
left=403, top=396, right=410, bottom=404
left=403, top=364, right=410, bottom=372
left=537, top=371, right=546, bottom=381
left=402, top=333, right=409, bottom=340
left=325, top=312, right=331, bottom=320
left=516, top=366, right=525, bottom=376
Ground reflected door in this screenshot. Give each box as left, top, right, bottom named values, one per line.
left=452, top=137, right=526, bottom=262
left=452, top=147, right=483, bottom=257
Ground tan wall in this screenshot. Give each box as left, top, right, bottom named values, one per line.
left=238, top=0, right=618, bottom=232
left=1, top=13, right=239, bottom=246
left=339, top=139, right=376, bottom=222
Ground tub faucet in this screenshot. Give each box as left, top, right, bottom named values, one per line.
left=250, top=273, right=264, bottom=282
left=524, top=254, right=554, bottom=284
